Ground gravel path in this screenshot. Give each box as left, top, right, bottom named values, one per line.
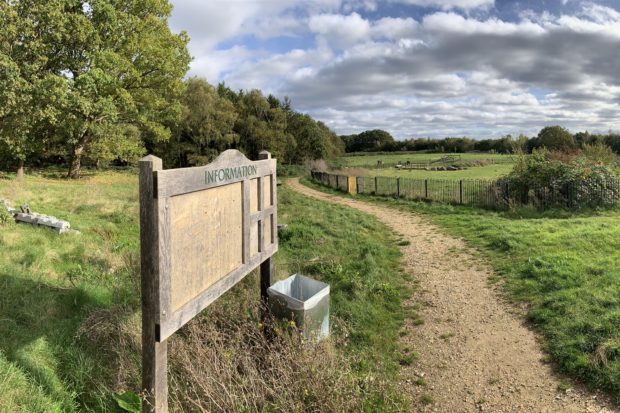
left=287, top=178, right=617, bottom=413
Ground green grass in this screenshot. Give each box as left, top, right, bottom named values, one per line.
left=342, top=152, right=514, bottom=167
left=0, top=171, right=412, bottom=411
left=419, top=394, right=435, bottom=405
left=302, top=177, right=620, bottom=401
left=362, top=163, right=514, bottom=180
left=0, top=171, right=139, bottom=412
left=277, top=184, right=411, bottom=376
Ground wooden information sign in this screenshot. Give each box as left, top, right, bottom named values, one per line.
left=139, top=150, right=277, bottom=412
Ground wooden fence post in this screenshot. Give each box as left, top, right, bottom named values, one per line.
left=424, top=179, right=428, bottom=199
left=336, top=175, right=339, bottom=190
left=374, top=176, right=378, bottom=194
left=459, top=180, right=463, bottom=204
left=396, top=177, right=400, bottom=198
left=258, top=151, right=274, bottom=301
left=139, top=155, right=168, bottom=413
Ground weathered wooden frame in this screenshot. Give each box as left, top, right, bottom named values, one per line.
left=139, top=150, right=277, bottom=412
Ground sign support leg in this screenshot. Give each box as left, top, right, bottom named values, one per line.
left=142, top=327, right=168, bottom=413
left=260, top=256, right=274, bottom=299
left=139, top=155, right=168, bottom=413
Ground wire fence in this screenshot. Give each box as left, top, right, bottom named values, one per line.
left=310, top=171, right=620, bottom=210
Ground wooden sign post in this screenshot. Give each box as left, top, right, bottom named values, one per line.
left=139, top=150, right=278, bottom=412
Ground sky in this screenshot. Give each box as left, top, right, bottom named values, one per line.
left=168, top=0, right=620, bottom=140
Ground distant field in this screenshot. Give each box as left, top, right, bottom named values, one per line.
left=349, top=163, right=515, bottom=181
left=342, top=152, right=515, bottom=167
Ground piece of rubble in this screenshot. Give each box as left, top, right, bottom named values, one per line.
left=14, top=212, right=71, bottom=233
left=2, top=199, right=71, bottom=234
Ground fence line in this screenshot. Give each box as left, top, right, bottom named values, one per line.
left=310, top=171, right=620, bottom=210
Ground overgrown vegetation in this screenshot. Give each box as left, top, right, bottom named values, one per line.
left=501, top=147, right=619, bottom=208
left=302, top=177, right=620, bottom=401
left=0, top=172, right=411, bottom=411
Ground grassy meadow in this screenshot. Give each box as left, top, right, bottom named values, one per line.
left=335, top=151, right=516, bottom=182
left=302, top=177, right=620, bottom=400
left=0, top=170, right=413, bottom=412
left=357, top=163, right=514, bottom=180
left=341, top=152, right=515, bottom=167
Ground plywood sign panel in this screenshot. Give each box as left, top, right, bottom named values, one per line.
left=169, top=182, right=243, bottom=312
left=141, top=149, right=278, bottom=343
left=140, top=150, right=278, bottom=413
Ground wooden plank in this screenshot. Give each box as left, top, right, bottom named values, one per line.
left=139, top=155, right=168, bottom=413
left=249, top=178, right=259, bottom=213
left=168, top=182, right=243, bottom=312
left=242, top=180, right=250, bottom=264
left=158, top=244, right=278, bottom=341
left=250, top=220, right=259, bottom=256
left=156, top=150, right=276, bottom=198
left=258, top=151, right=275, bottom=302
left=250, top=206, right=276, bottom=224
left=263, top=176, right=272, bottom=248
left=271, top=173, right=278, bottom=247
left=258, top=174, right=265, bottom=253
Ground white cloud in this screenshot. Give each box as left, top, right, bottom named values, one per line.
left=390, top=0, right=494, bottom=11
left=422, top=12, right=545, bottom=35
left=309, top=12, right=371, bottom=48
left=371, top=17, right=419, bottom=39
left=170, top=0, right=620, bottom=138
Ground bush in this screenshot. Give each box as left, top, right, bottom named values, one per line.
left=499, top=148, right=619, bottom=209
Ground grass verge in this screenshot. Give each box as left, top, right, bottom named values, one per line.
left=302, top=176, right=620, bottom=401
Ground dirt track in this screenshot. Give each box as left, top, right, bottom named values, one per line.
left=287, top=178, right=616, bottom=413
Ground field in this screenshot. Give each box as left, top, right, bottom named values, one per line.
left=302, top=177, right=620, bottom=399
left=335, top=151, right=517, bottom=182
left=341, top=152, right=515, bottom=168
left=0, top=170, right=412, bottom=412
left=356, top=163, right=514, bottom=180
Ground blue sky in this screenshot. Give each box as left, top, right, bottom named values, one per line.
left=169, top=0, right=620, bottom=139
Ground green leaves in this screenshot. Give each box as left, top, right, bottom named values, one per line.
left=0, top=0, right=191, bottom=177
left=113, top=391, right=141, bottom=413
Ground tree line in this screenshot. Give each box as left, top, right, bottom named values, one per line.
left=0, top=0, right=343, bottom=179
left=342, top=127, right=620, bottom=155
left=155, top=79, right=344, bottom=169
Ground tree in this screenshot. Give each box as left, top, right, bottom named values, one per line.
left=0, top=1, right=67, bottom=179
left=175, top=78, right=238, bottom=165
left=537, top=126, right=575, bottom=151
left=341, top=129, right=395, bottom=152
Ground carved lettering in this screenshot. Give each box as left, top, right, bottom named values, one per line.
left=206, top=165, right=257, bottom=184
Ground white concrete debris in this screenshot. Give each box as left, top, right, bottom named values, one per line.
left=2, top=200, right=71, bottom=234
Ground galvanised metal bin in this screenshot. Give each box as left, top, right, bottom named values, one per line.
left=267, top=274, right=330, bottom=341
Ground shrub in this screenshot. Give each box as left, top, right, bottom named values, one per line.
left=498, top=148, right=619, bottom=209
left=582, top=143, right=619, bottom=166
